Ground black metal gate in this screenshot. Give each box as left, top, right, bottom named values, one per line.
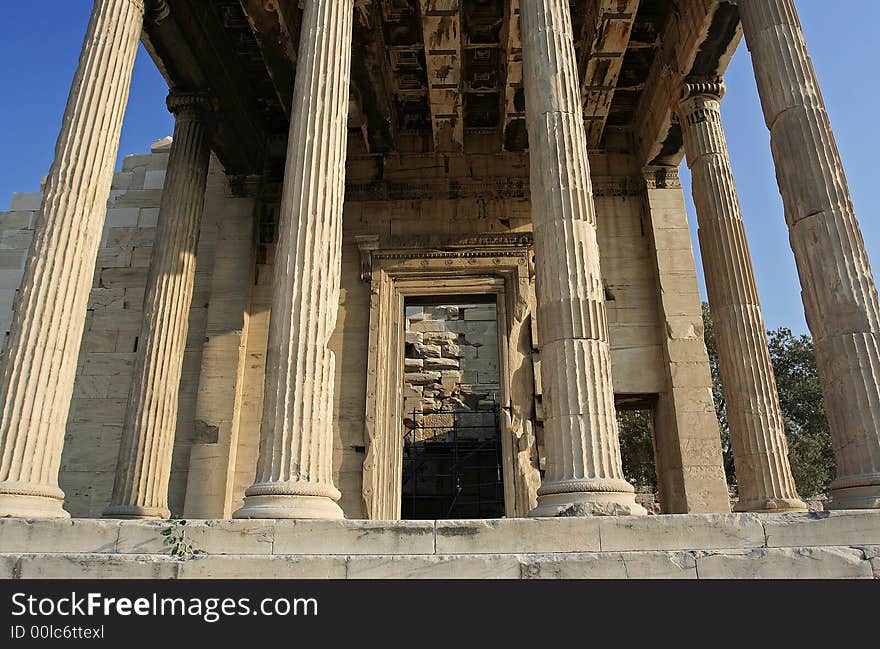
left=401, top=405, right=505, bottom=519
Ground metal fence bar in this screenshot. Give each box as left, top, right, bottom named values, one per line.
left=401, top=401, right=504, bottom=519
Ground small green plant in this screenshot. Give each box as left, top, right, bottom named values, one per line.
left=161, top=519, right=200, bottom=559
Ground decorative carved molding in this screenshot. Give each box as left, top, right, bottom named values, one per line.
left=354, top=235, right=380, bottom=282
left=362, top=249, right=538, bottom=519
left=378, top=232, right=533, bottom=254
left=642, top=166, right=682, bottom=190
left=166, top=90, right=216, bottom=119
left=374, top=250, right=532, bottom=262
left=373, top=250, right=528, bottom=265
left=370, top=235, right=533, bottom=268
left=593, top=177, right=647, bottom=197
left=677, top=79, right=727, bottom=141
left=344, top=177, right=646, bottom=201
left=345, top=178, right=529, bottom=202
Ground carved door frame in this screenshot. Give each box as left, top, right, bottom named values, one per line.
left=359, top=235, right=541, bottom=519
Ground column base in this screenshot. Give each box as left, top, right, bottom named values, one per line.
left=233, top=494, right=344, bottom=520
left=0, top=491, right=69, bottom=519
left=102, top=504, right=170, bottom=520
left=826, top=484, right=880, bottom=510
left=733, top=497, right=808, bottom=513
left=529, top=489, right=647, bottom=518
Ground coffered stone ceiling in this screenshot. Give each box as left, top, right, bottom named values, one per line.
left=143, top=0, right=740, bottom=174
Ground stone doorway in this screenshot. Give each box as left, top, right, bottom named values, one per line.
left=616, top=397, right=661, bottom=514
left=359, top=237, right=541, bottom=519
left=401, top=300, right=505, bottom=519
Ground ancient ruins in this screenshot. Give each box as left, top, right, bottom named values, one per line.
left=0, top=0, right=878, bottom=578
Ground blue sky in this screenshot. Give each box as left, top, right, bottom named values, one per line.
left=1, top=2, right=877, bottom=335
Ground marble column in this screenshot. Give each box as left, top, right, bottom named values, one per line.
left=234, top=0, right=352, bottom=519
left=0, top=0, right=144, bottom=519
left=104, top=92, right=214, bottom=519
left=677, top=81, right=805, bottom=512
left=739, top=0, right=880, bottom=509
left=521, top=0, right=644, bottom=517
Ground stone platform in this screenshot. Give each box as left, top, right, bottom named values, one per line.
left=1, top=511, right=878, bottom=579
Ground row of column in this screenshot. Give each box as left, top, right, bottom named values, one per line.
left=738, top=0, right=880, bottom=510
left=677, top=81, right=805, bottom=512
left=0, top=0, right=877, bottom=520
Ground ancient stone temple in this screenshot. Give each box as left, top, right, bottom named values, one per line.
left=0, top=0, right=879, bottom=579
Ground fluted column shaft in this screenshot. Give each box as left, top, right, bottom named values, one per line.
left=521, top=0, right=644, bottom=517
left=234, top=0, right=352, bottom=519
left=104, top=93, right=214, bottom=519
left=677, top=82, right=805, bottom=512
left=739, top=0, right=880, bottom=509
left=0, top=0, right=144, bottom=519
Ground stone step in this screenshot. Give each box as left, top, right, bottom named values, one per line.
left=1, top=547, right=875, bottom=579
left=0, top=512, right=877, bottom=579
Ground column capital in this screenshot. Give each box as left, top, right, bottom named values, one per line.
left=679, top=79, right=727, bottom=104
left=166, top=91, right=215, bottom=120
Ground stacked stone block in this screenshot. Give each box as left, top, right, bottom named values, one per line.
left=403, top=306, right=501, bottom=442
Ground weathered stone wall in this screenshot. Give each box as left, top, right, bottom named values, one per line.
left=400, top=305, right=501, bottom=454
left=597, top=192, right=666, bottom=393
left=181, top=170, right=258, bottom=519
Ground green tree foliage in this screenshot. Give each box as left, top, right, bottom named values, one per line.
left=701, top=303, right=835, bottom=498
left=618, top=409, right=656, bottom=489
left=766, top=328, right=835, bottom=497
